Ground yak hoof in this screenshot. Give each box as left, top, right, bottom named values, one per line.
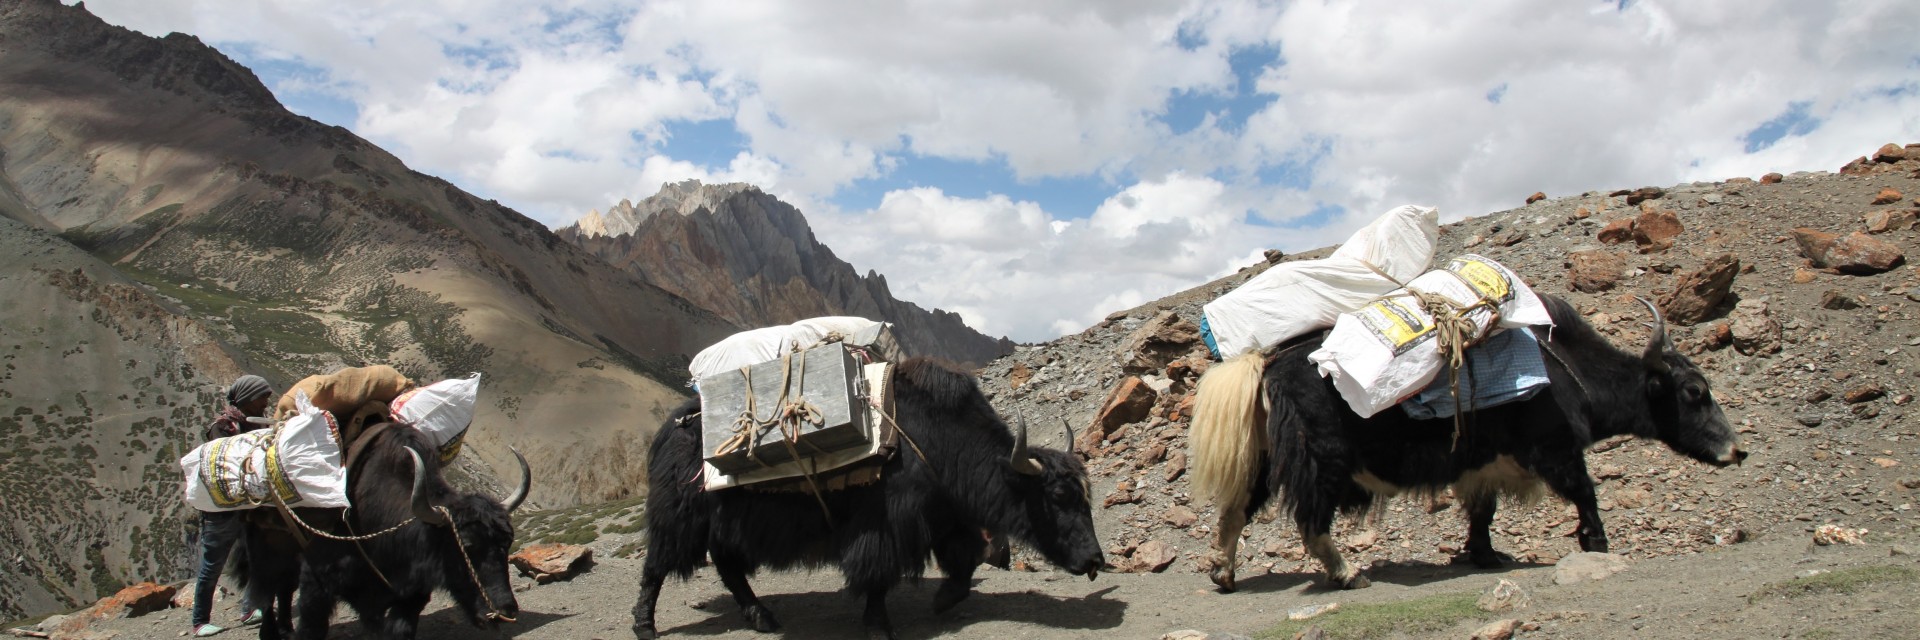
left=1580, top=537, right=1610, bottom=554
left=633, top=624, right=660, bottom=640
left=741, top=605, right=781, bottom=633
left=932, top=582, right=971, bottom=614
left=1470, top=550, right=1513, bottom=569
left=866, top=628, right=897, bottom=640
left=1335, top=574, right=1372, bottom=590
left=1208, top=566, right=1238, bottom=593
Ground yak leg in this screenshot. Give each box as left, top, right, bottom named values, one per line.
left=861, top=590, right=896, bottom=640
left=1462, top=492, right=1509, bottom=568
left=1539, top=460, right=1609, bottom=553
left=377, top=593, right=430, bottom=640
left=1300, top=506, right=1369, bottom=589
left=1206, top=489, right=1253, bottom=592
left=930, top=529, right=987, bottom=613
left=712, top=554, right=779, bottom=633
left=291, top=574, right=335, bottom=640
left=630, top=562, right=670, bottom=639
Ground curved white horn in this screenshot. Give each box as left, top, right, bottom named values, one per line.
left=502, top=447, right=530, bottom=513
left=408, top=447, right=450, bottom=526
left=1010, top=413, right=1043, bottom=476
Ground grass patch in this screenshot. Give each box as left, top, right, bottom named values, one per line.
left=113, top=264, right=264, bottom=317
left=512, top=496, right=645, bottom=550
left=1749, top=565, right=1919, bottom=603
left=230, top=308, right=334, bottom=354
left=1257, top=593, right=1483, bottom=640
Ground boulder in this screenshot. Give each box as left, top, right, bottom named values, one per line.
left=1526, top=191, right=1547, bottom=204
left=1874, top=143, right=1908, bottom=163
left=509, top=543, right=594, bottom=584
left=1008, top=362, right=1032, bottom=388
left=1625, top=186, right=1665, bottom=206
left=1729, top=298, right=1783, bottom=355
left=1657, top=254, right=1739, bottom=325
left=1760, top=172, right=1784, bottom=184
left=1841, top=156, right=1876, bottom=175
left=1597, top=218, right=1636, bottom=244
left=1128, top=540, right=1178, bottom=573
left=1812, top=524, right=1866, bottom=546
left=1163, top=505, right=1199, bottom=528
left=1872, top=187, right=1904, bottom=205
left=1118, top=311, right=1202, bottom=373
left=1632, top=209, right=1683, bottom=252
left=1085, top=377, right=1158, bottom=450
left=1553, top=552, right=1628, bottom=585
left=1865, top=209, right=1917, bottom=233
left=1794, top=228, right=1906, bottom=274
left=1843, top=383, right=1885, bottom=404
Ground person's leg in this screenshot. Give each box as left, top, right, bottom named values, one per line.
left=190, top=512, right=243, bottom=629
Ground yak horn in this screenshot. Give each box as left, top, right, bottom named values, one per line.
left=407, top=447, right=450, bottom=526
left=502, top=447, right=530, bottom=513
left=1636, top=296, right=1671, bottom=374
left=1060, top=418, right=1076, bottom=451
left=1010, top=413, right=1043, bottom=476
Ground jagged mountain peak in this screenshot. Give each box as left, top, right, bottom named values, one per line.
left=570, top=179, right=762, bottom=239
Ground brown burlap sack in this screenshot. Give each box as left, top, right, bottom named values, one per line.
left=275, top=365, right=415, bottom=424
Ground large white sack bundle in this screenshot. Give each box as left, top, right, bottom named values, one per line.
left=1202, top=205, right=1439, bottom=358
left=689, top=316, right=892, bottom=384
left=181, top=391, right=349, bottom=511
left=392, top=373, right=480, bottom=463
left=1309, top=254, right=1553, bottom=418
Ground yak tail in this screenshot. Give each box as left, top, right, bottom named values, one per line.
left=1189, top=352, right=1267, bottom=512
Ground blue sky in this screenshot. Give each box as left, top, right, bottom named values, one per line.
left=78, top=0, right=1920, bottom=341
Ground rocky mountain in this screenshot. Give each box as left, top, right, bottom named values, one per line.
left=0, top=0, right=745, bottom=619
left=558, top=180, right=1015, bottom=367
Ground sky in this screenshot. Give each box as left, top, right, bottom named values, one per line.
left=73, top=0, right=1920, bottom=342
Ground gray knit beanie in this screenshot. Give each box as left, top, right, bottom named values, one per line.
left=227, top=375, right=274, bottom=406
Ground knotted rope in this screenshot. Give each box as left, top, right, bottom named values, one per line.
left=714, top=346, right=833, bottom=520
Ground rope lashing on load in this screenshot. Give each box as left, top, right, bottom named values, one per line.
left=714, top=344, right=834, bottom=520
left=1358, top=258, right=1504, bottom=451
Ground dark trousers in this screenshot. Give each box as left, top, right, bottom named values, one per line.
left=190, top=510, right=258, bottom=626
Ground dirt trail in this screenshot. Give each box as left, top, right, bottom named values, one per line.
left=93, top=527, right=1917, bottom=639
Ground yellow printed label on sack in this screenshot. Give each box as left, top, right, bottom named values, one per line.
left=202, top=436, right=243, bottom=509
left=1356, top=296, right=1435, bottom=355
left=1448, top=255, right=1515, bottom=305
left=438, top=429, right=467, bottom=464
left=262, top=439, right=302, bottom=506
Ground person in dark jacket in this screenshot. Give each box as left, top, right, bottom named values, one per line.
left=189, top=375, right=275, bottom=637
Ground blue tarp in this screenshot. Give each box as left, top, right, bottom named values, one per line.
left=1399, top=327, right=1551, bottom=420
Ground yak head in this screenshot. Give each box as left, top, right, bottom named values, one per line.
left=1007, top=415, right=1105, bottom=579
left=1634, top=298, right=1746, bottom=467
left=408, top=446, right=528, bottom=627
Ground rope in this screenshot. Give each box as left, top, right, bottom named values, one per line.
left=712, top=351, right=833, bottom=520
left=342, top=510, right=397, bottom=589
left=443, top=506, right=516, bottom=623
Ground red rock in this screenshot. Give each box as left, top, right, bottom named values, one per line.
left=1597, top=218, right=1636, bottom=244
left=1761, top=172, right=1784, bottom=184
left=1625, top=187, right=1665, bottom=206
left=1792, top=267, right=1817, bottom=284
left=1725, top=177, right=1755, bottom=185
left=1163, top=451, right=1188, bottom=482
left=1632, top=209, right=1683, bottom=253
left=1130, top=540, right=1178, bottom=573
left=1844, top=384, right=1886, bottom=404
left=1574, top=206, right=1592, bottom=219
left=1873, top=143, right=1907, bottom=163
left=1472, top=619, right=1520, bottom=640
left=1008, top=362, right=1032, bottom=389
left=1872, top=187, right=1904, bottom=205
left=1730, top=298, right=1782, bottom=356
left=1118, top=311, right=1202, bottom=373
left=1793, top=227, right=1838, bottom=260
left=49, top=582, right=178, bottom=638
left=1567, top=249, right=1626, bottom=293
left=1865, top=209, right=1917, bottom=233
left=1526, top=191, right=1547, bottom=204
left=1657, top=254, right=1739, bottom=325
left=509, top=543, right=594, bottom=584
left=1841, top=156, right=1875, bottom=175
left=1824, top=232, right=1906, bottom=274
left=1088, top=377, right=1157, bottom=445
left=1163, top=505, right=1199, bottom=528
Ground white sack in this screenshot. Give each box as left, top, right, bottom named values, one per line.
left=181, top=391, right=349, bottom=511
left=393, top=373, right=480, bottom=463
left=689, top=316, right=889, bottom=384
left=1309, top=254, right=1553, bottom=418
left=1202, top=205, right=1439, bottom=358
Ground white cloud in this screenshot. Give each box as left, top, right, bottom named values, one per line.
left=69, top=0, right=1920, bottom=343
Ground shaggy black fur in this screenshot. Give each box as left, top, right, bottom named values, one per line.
left=1254, top=294, right=1741, bottom=585
left=632, top=358, right=1104, bottom=640
left=255, top=425, right=521, bottom=640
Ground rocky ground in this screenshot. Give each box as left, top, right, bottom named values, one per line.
left=21, top=142, right=1920, bottom=639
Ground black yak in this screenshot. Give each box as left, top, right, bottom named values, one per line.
left=632, top=357, right=1104, bottom=640
left=244, top=424, right=529, bottom=640
left=1189, top=296, right=1744, bottom=590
